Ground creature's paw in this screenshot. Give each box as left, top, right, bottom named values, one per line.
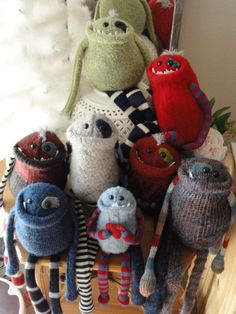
left=98, top=294, right=109, bottom=306
left=118, top=294, right=129, bottom=307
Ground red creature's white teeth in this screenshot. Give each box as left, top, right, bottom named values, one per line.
left=152, top=67, right=179, bottom=75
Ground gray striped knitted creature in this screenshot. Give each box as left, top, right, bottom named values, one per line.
left=140, top=157, right=232, bottom=314
left=161, top=158, right=232, bottom=314
left=67, top=113, right=119, bottom=204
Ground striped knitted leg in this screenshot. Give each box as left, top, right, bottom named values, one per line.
left=97, top=250, right=110, bottom=305
left=49, top=255, right=62, bottom=314
left=117, top=250, right=131, bottom=306
left=0, top=157, right=15, bottom=207
left=25, top=255, right=51, bottom=314
left=180, top=250, right=208, bottom=314
left=73, top=199, right=94, bottom=314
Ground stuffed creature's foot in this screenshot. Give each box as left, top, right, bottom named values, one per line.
left=98, top=294, right=110, bottom=305
left=164, top=131, right=184, bottom=147
left=117, top=294, right=129, bottom=307
left=49, top=255, right=62, bottom=314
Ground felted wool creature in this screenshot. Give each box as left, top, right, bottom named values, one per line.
left=147, top=52, right=212, bottom=151
left=129, top=136, right=180, bottom=211
left=67, top=113, right=119, bottom=204
left=62, top=16, right=152, bottom=116
left=5, top=183, right=79, bottom=314
left=94, top=0, right=158, bottom=48
left=87, top=186, right=144, bottom=306
left=140, top=158, right=232, bottom=314
left=0, top=130, right=68, bottom=207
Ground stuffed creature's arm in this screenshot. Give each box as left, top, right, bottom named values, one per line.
left=0, top=157, right=15, bottom=207
left=139, top=177, right=178, bottom=297
left=211, top=191, right=236, bottom=273
left=5, top=208, right=19, bottom=276
left=120, top=208, right=144, bottom=245
left=182, top=82, right=212, bottom=150
left=87, top=208, right=112, bottom=240
left=65, top=208, right=80, bottom=301
left=134, top=33, right=152, bottom=67
left=61, top=38, right=89, bottom=116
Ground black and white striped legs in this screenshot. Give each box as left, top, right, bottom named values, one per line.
left=0, top=157, right=15, bottom=207
left=25, top=255, right=51, bottom=314
left=74, top=200, right=95, bottom=314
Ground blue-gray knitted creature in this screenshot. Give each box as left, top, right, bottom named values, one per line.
left=5, top=183, right=79, bottom=314
left=88, top=186, right=144, bottom=306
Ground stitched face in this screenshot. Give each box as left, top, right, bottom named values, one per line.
left=67, top=113, right=117, bottom=146
left=147, top=54, right=196, bottom=83
left=17, top=183, right=66, bottom=218
left=88, top=17, right=130, bottom=40
left=180, top=158, right=232, bottom=191
left=132, top=137, right=180, bottom=168
left=14, top=131, right=66, bottom=166
left=98, top=186, right=136, bottom=214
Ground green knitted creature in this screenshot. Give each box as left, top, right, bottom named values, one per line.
left=62, top=17, right=152, bottom=116
left=94, top=0, right=158, bottom=47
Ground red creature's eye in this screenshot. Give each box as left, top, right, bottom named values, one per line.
left=30, top=143, right=37, bottom=149
left=157, top=61, right=162, bottom=66
left=146, top=147, right=153, bottom=154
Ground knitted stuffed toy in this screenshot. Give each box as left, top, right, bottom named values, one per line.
left=67, top=113, right=119, bottom=204
left=62, top=16, right=152, bottom=116
left=129, top=136, right=180, bottom=212
left=5, top=183, right=79, bottom=314
left=147, top=52, right=212, bottom=151
left=87, top=186, right=144, bottom=306
left=94, top=0, right=158, bottom=48
left=140, top=157, right=232, bottom=314
left=0, top=130, right=68, bottom=207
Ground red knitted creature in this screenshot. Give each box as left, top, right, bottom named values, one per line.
left=129, top=136, right=180, bottom=211
left=147, top=53, right=212, bottom=150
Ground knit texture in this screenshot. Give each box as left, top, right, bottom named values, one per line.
left=8, top=131, right=67, bottom=197
left=159, top=158, right=232, bottom=314
left=62, top=17, right=152, bottom=115
left=94, top=0, right=158, bottom=47
left=129, top=137, right=180, bottom=205
left=67, top=113, right=119, bottom=203
left=87, top=186, right=144, bottom=306
left=5, top=183, right=79, bottom=306
left=147, top=53, right=212, bottom=150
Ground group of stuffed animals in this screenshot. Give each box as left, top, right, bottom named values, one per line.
left=0, top=1, right=235, bottom=314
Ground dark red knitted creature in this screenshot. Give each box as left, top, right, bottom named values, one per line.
left=147, top=53, right=212, bottom=150
left=129, top=136, right=180, bottom=210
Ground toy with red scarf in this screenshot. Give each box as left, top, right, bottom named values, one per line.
left=129, top=136, right=180, bottom=212
left=87, top=186, right=144, bottom=306
left=147, top=52, right=212, bottom=151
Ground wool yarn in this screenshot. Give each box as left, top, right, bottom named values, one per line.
left=129, top=136, right=180, bottom=212
left=87, top=186, right=144, bottom=306
left=94, top=0, right=158, bottom=48
left=67, top=112, right=119, bottom=204
left=5, top=183, right=79, bottom=313
left=140, top=157, right=232, bottom=314
left=147, top=52, right=212, bottom=150
left=62, top=17, right=152, bottom=115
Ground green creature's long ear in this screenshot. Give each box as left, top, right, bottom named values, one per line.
left=62, top=38, right=89, bottom=117
left=139, top=0, right=158, bottom=49
left=94, top=0, right=102, bottom=20
left=134, top=33, right=152, bottom=67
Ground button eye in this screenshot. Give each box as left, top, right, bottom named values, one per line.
left=157, top=61, right=162, bottom=66
left=213, top=171, right=219, bottom=178
left=41, top=142, right=57, bottom=157
left=84, top=123, right=89, bottom=129
left=109, top=195, right=114, bottom=200
left=44, top=200, right=52, bottom=209
left=30, top=143, right=37, bottom=149
left=146, top=147, right=153, bottom=154
left=160, top=151, right=167, bottom=158
left=203, top=167, right=211, bottom=174
left=167, top=58, right=174, bottom=66
left=119, top=196, right=124, bottom=201
left=103, top=22, right=109, bottom=27
left=27, top=198, right=32, bottom=204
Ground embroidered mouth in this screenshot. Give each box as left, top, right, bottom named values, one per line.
left=92, top=26, right=129, bottom=36
left=151, top=67, right=179, bottom=75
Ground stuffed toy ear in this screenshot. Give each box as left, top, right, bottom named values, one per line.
left=94, top=0, right=101, bottom=19
left=62, top=38, right=89, bottom=116
left=139, top=0, right=158, bottom=49
left=134, top=33, right=153, bottom=66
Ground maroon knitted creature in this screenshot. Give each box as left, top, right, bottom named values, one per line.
left=9, top=131, right=68, bottom=196
left=129, top=136, right=180, bottom=212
